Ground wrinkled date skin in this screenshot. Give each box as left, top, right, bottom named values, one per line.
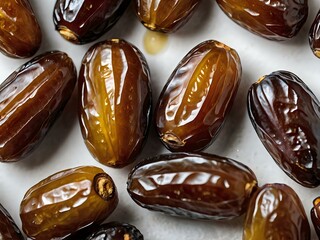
left=134, top=0, right=201, bottom=33
left=216, top=0, right=308, bottom=40
left=20, top=166, right=118, bottom=240
left=309, top=10, right=320, bottom=58
left=53, top=0, right=130, bottom=44
left=127, top=153, right=258, bottom=220
left=243, top=184, right=310, bottom=240
left=79, top=39, right=151, bottom=168
left=0, top=204, right=24, bottom=240
left=0, top=51, right=77, bottom=162
left=155, top=40, right=241, bottom=152
left=311, top=197, right=320, bottom=238
left=248, top=70, right=320, bottom=187
left=0, top=0, right=41, bottom=58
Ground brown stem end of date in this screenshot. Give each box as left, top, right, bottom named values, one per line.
left=94, top=173, right=115, bottom=201
left=58, top=27, right=79, bottom=44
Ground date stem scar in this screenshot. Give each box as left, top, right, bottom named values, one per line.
left=94, top=173, right=115, bottom=201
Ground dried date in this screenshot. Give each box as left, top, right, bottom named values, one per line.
left=311, top=197, right=320, bottom=238
left=243, top=184, right=310, bottom=239
left=0, top=0, right=41, bottom=58
left=309, top=10, right=320, bottom=58
left=155, top=40, right=241, bottom=152
left=79, top=39, right=151, bottom=168
left=53, top=0, right=130, bottom=44
left=216, top=0, right=308, bottom=40
left=127, top=153, right=257, bottom=220
left=247, top=70, right=320, bottom=187
left=0, top=204, right=24, bottom=240
left=20, top=166, right=118, bottom=240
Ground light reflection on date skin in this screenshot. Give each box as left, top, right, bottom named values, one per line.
left=309, top=10, right=320, bottom=58
left=0, top=204, right=24, bottom=240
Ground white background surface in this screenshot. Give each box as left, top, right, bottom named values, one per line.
left=1, top=0, right=320, bottom=239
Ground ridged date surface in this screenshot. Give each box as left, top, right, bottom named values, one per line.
left=216, top=0, right=308, bottom=40
left=0, top=0, right=41, bottom=58
left=53, top=0, right=130, bottom=44
left=79, top=39, right=151, bottom=168
left=243, top=184, right=310, bottom=240
left=311, top=197, right=320, bottom=238
left=134, top=0, right=201, bottom=33
left=0, top=51, right=77, bottom=162
left=0, top=204, right=24, bottom=240
left=248, top=70, right=320, bottom=187
left=155, top=40, right=241, bottom=152
left=309, top=10, right=320, bottom=58
left=127, top=153, right=257, bottom=220
left=20, top=166, right=118, bottom=240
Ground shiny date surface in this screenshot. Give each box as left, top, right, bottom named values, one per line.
left=247, top=70, right=320, bottom=187
left=20, top=166, right=118, bottom=240
left=53, top=0, right=130, bottom=44
left=216, top=0, right=308, bottom=40
left=79, top=39, right=151, bottom=168
left=309, top=10, right=320, bottom=58
left=134, top=0, right=201, bottom=33
left=243, top=184, right=310, bottom=240
left=0, top=0, right=41, bottom=58
left=127, top=153, right=257, bottom=220
left=0, top=51, right=77, bottom=162
left=311, top=197, right=320, bottom=238
left=0, top=204, right=24, bottom=240
left=155, top=40, right=241, bottom=152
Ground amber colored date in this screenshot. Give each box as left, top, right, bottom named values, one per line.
left=248, top=71, right=320, bottom=187
left=243, top=184, right=310, bottom=240
left=0, top=51, right=77, bottom=162
left=20, top=166, right=118, bottom=240
left=216, top=0, right=308, bottom=40
left=127, top=153, right=257, bottom=220
left=0, top=204, right=24, bottom=240
left=53, top=0, right=130, bottom=44
left=0, top=0, right=41, bottom=58
left=134, top=0, right=201, bottom=33
left=309, top=10, right=320, bottom=58
left=79, top=39, right=151, bottom=168
left=311, top=197, right=320, bottom=238
left=155, top=40, right=241, bottom=152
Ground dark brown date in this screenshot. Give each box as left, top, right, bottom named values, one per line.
left=127, top=152, right=258, bottom=220
left=0, top=51, right=77, bottom=162
left=0, top=204, right=24, bottom=240
left=311, top=197, right=320, bottom=238
left=155, top=40, right=241, bottom=152
left=243, top=184, right=310, bottom=240
left=309, top=10, right=320, bottom=58
left=20, top=166, right=118, bottom=240
left=53, top=0, right=130, bottom=44
left=79, top=39, right=151, bottom=168
left=247, top=70, right=320, bottom=187
left=133, top=0, right=201, bottom=33
left=0, top=0, right=42, bottom=58
left=216, top=0, right=308, bottom=40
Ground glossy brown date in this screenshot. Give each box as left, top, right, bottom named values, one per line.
left=0, top=51, right=77, bottom=162
left=243, top=184, right=310, bottom=240
left=247, top=70, right=320, bottom=187
left=216, top=0, right=308, bottom=40
left=79, top=39, right=151, bottom=168
left=133, top=0, right=201, bottom=33
left=311, top=197, right=320, bottom=238
left=0, top=204, right=24, bottom=240
left=0, top=0, right=41, bottom=58
left=53, top=0, right=130, bottom=44
left=155, top=40, right=241, bottom=152
left=127, top=153, right=257, bottom=220
left=309, top=10, right=320, bottom=58
left=20, top=166, right=118, bottom=240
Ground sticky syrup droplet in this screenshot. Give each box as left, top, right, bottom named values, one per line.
left=143, top=30, right=168, bottom=55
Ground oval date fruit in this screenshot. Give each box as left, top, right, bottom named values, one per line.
left=0, top=204, right=24, bottom=240
left=311, top=197, right=320, bottom=238
left=0, top=0, right=41, bottom=58
left=155, top=40, right=241, bottom=152
left=53, top=0, right=130, bottom=44
left=79, top=39, right=151, bottom=168
left=247, top=70, right=320, bottom=187
left=20, top=166, right=118, bottom=240
left=127, top=153, right=258, bottom=220
left=243, top=183, right=310, bottom=240
left=216, top=0, right=308, bottom=40
left=134, top=0, right=201, bottom=33
left=309, top=10, right=320, bottom=58
left=0, top=51, right=77, bottom=162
